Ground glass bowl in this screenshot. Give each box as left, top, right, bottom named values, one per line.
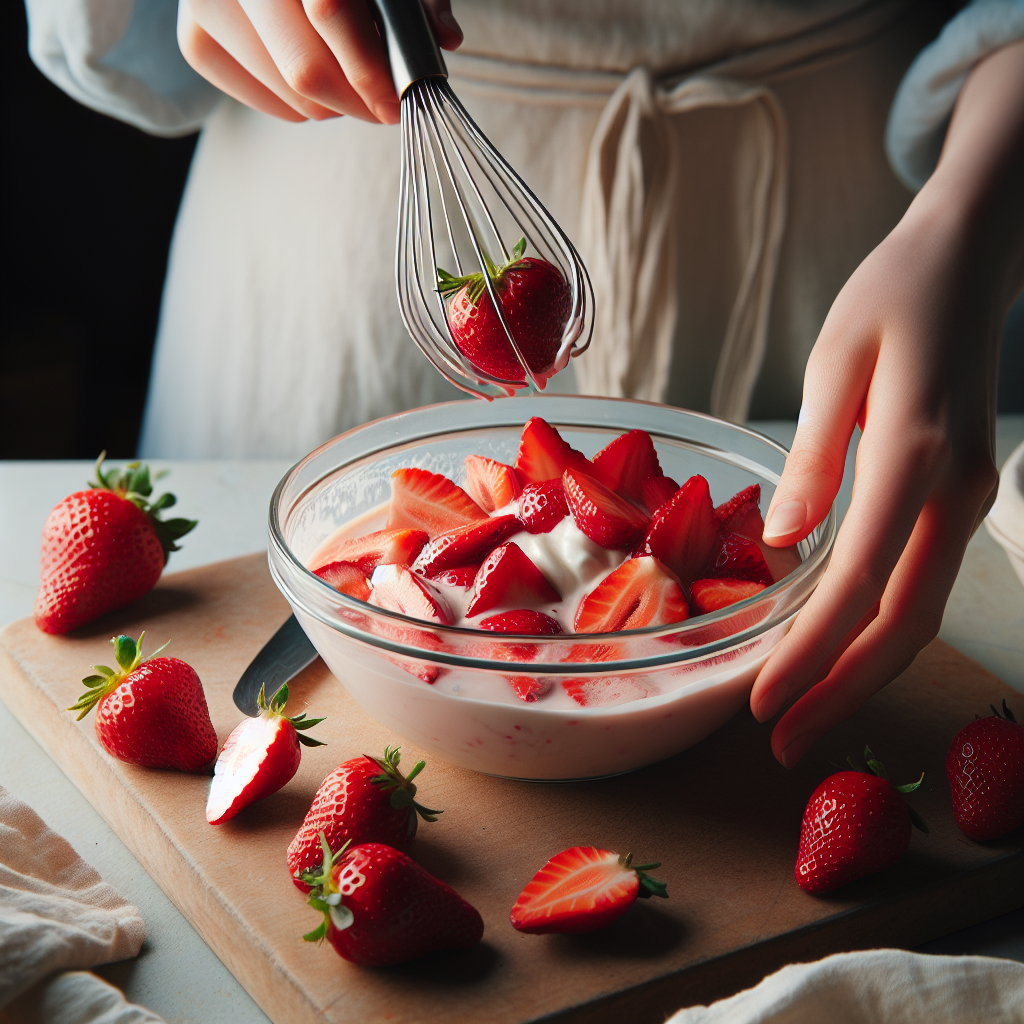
left=268, top=396, right=835, bottom=780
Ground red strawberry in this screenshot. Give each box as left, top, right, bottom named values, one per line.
left=288, top=746, right=441, bottom=892
left=437, top=240, right=570, bottom=385
left=302, top=837, right=484, bottom=966
left=67, top=633, right=216, bottom=771
left=411, top=515, right=519, bottom=577
left=506, top=677, right=552, bottom=702
left=463, top=455, right=522, bottom=512
left=563, top=468, right=650, bottom=550
left=207, top=683, right=325, bottom=825
left=690, top=578, right=766, bottom=614
left=510, top=846, right=667, bottom=934
left=314, top=561, right=371, bottom=600
left=946, top=701, right=1024, bottom=841
left=515, top=417, right=603, bottom=485
left=516, top=480, right=570, bottom=534
left=561, top=676, right=657, bottom=707
left=795, top=748, right=927, bottom=894
left=478, top=609, right=563, bottom=635
left=387, top=469, right=486, bottom=538
left=636, top=475, right=717, bottom=584
left=703, top=530, right=774, bottom=586
left=466, top=542, right=560, bottom=617
left=641, top=474, right=679, bottom=514
left=35, top=455, right=197, bottom=635
left=431, top=564, right=481, bottom=588
left=575, top=557, right=689, bottom=634
left=714, top=484, right=763, bottom=537
left=369, top=564, right=453, bottom=625
left=311, top=529, right=428, bottom=575
left=592, top=430, right=663, bottom=503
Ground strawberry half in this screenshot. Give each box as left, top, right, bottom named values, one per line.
left=703, top=530, right=774, bottom=586
left=411, top=515, right=519, bottom=577
left=35, top=454, right=197, bottom=635
left=207, top=683, right=325, bottom=825
left=516, top=480, right=570, bottom=534
left=946, top=700, right=1024, bottom=841
left=67, top=633, right=216, bottom=771
left=510, top=846, right=667, bottom=934
left=690, top=578, right=766, bottom=614
left=314, top=561, right=372, bottom=600
left=466, top=542, right=560, bottom=617
left=506, top=677, right=553, bottom=702
left=311, top=528, right=428, bottom=575
left=303, top=836, right=484, bottom=966
left=369, top=563, right=453, bottom=625
left=574, top=557, right=689, bottom=634
left=478, top=609, right=563, bottom=635
left=563, top=468, right=650, bottom=550
left=592, top=430, right=663, bottom=503
left=714, top=484, right=764, bottom=537
left=636, top=474, right=717, bottom=584
left=431, top=564, right=481, bottom=588
left=796, top=748, right=927, bottom=894
left=640, top=474, right=680, bottom=515
left=515, top=417, right=604, bottom=485
left=463, top=455, right=522, bottom=512
left=387, top=468, right=487, bottom=538
left=562, top=676, right=658, bottom=707
left=288, top=746, right=441, bottom=891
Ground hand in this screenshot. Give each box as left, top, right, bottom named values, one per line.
left=177, top=0, right=463, bottom=124
left=749, top=40, right=1024, bottom=767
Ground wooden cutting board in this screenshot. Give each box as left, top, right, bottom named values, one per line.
left=1, top=553, right=1020, bottom=1024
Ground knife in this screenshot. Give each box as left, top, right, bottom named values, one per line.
left=232, top=614, right=319, bottom=716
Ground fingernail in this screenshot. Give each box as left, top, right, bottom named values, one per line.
left=780, top=733, right=815, bottom=769
left=755, top=687, right=786, bottom=723
left=763, top=499, right=806, bottom=540
left=439, top=11, right=463, bottom=39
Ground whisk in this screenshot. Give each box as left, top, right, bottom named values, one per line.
left=373, top=0, right=593, bottom=397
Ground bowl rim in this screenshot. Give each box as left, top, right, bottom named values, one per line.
left=268, top=396, right=836, bottom=673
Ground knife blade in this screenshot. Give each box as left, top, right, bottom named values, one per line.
left=232, top=614, right=319, bottom=716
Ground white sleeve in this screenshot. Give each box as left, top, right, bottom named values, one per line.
left=885, top=0, right=1024, bottom=192
left=25, top=0, right=221, bottom=137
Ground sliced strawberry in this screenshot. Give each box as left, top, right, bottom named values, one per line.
left=387, top=469, right=487, bottom=538
left=411, top=515, right=519, bottom=577
left=506, top=676, right=552, bottom=703
left=369, top=564, right=453, bottom=625
left=515, top=417, right=604, bottom=485
left=510, top=846, right=667, bottom=934
left=563, top=468, right=650, bottom=550
left=463, top=455, right=522, bottom=513
left=690, top=578, right=766, bottom=614
left=431, top=564, right=481, bottom=588
left=640, top=474, right=680, bottom=515
left=592, top=430, right=662, bottom=502
left=313, top=561, right=372, bottom=600
left=637, top=474, right=717, bottom=585
left=478, top=609, right=563, bottom=634
left=574, top=556, right=689, bottom=634
left=703, top=530, right=774, bottom=586
left=516, top=480, right=569, bottom=534
left=714, top=484, right=763, bottom=538
left=311, top=528, right=428, bottom=574
left=561, top=676, right=658, bottom=708
left=466, top=542, right=560, bottom=617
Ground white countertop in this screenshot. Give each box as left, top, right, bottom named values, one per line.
left=2, top=419, right=1022, bottom=1023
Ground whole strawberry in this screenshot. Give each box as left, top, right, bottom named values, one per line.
left=437, top=238, right=570, bottom=385
left=302, top=835, right=483, bottom=966
left=67, top=633, right=217, bottom=771
left=946, top=700, right=1024, bottom=841
left=287, top=746, right=441, bottom=892
left=795, top=747, right=927, bottom=894
left=35, top=454, right=197, bottom=635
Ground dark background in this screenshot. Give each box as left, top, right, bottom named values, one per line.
left=2, top=3, right=1021, bottom=460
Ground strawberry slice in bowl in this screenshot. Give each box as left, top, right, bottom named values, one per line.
left=640, top=474, right=680, bottom=515
left=592, top=429, right=664, bottom=503
left=690, top=578, right=767, bottom=614
left=466, top=542, right=560, bottom=617
left=703, top=530, right=774, bottom=587
left=563, top=468, right=650, bottom=550
left=411, top=515, right=520, bottom=578
left=516, top=480, right=570, bottom=535
left=310, top=528, right=428, bottom=575
left=387, top=468, right=487, bottom=537
left=636, top=474, right=718, bottom=585
left=515, top=417, right=608, bottom=485
left=314, top=561, right=372, bottom=600
left=479, top=610, right=563, bottom=703
left=463, top=455, right=522, bottom=512
left=575, top=556, right=689, bottom=633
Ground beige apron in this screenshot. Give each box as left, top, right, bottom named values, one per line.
left=140, top=0, right=942, bottom=458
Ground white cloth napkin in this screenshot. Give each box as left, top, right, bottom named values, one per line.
left=0, top=787, right=161, bottom=1022
left=667, top=948, right=1024, bottom=1024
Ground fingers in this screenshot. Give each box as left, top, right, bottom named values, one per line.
left=178, top=1, right=307, bottom=121
left=768, top=462, right=993, bottom=767
left=189, top=0, right=340, bottom=120
left=423, top=0, right=465, bottom=50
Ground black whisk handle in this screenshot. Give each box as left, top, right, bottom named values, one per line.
left=372, top=0, right=448, bottom=97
